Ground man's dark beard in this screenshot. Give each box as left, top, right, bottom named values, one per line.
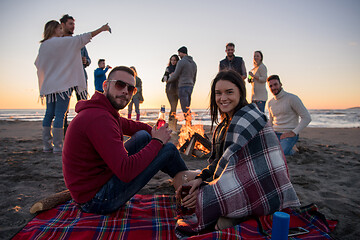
left=65, top=29, right=73, bottom=35
left=106, top=92, right=128, bottom=110
left=274, top=87, right=283, bottom=95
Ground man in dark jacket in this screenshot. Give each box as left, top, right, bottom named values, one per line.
left=219, top=43, right=247, bottom=81
left=167, top=46, right=197, bottom=122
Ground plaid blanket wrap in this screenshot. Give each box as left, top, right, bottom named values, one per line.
left=176, top=104, right=300, bottom=235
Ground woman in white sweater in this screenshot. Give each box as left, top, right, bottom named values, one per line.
left=35, top=20, right=110, bottom=153
left=248, top=51, right=268, bottom=112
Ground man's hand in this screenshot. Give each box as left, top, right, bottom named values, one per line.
left=106, top=65, right=112, bottom=69
left=280, top=131, right=296, bottom=140
left=151, top=123, right=171, bottom=144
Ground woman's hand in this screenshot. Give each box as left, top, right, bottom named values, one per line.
left=101, top=23, right=111, bottom=32
left=91, top=23, right=111, bottom=37
left=180, top=178, right=203, bottom=209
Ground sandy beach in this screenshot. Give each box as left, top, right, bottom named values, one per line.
left=0, top=120, right=359, bottom=239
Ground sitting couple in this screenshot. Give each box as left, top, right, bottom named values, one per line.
left=62, top=67, right=300, bottom=235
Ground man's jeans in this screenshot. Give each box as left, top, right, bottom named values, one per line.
left=252, top=100, right=266, bottom=113
left=275, top=132, right=299, bottom=156
left=178, top=86, right=193, bottom=113
left=128, top=97, right=140, bottom=115
left=80, top=130, right=188, bottom=215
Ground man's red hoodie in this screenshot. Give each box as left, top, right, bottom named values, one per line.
left=62, top=92, right=162, bottom=203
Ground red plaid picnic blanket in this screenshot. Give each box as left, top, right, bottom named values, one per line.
left=13, top=195, right=336, bottom=240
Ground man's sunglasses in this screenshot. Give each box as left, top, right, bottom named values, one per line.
left=108, top=80, right=136, bottom=94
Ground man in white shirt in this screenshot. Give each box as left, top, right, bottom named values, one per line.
left=267, top=75, right=311, bottom=155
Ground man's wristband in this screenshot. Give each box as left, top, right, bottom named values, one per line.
left=152, top=137, right=164, bottom=145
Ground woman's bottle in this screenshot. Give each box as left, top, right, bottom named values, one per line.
left=156, top=105, right=166, bottom=129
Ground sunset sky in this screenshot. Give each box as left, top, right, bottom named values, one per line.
left=0, top=0, right=359, bottom=110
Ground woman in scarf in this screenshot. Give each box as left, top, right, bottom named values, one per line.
left=35, top=20, right=110, bottom=153
left=161, top=54, right=180, bottom=131
left=175, top=70, right=300, bottom=237
left=248, top=50, right=268, bottom=112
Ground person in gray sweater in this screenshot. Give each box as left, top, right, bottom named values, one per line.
left=167, top=46, right=197, bottom=123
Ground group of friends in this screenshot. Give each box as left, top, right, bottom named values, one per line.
left=161, top=42, right=311, bottom=156
left=35, top=14, right=311, bottom=236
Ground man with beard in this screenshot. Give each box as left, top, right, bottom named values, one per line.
left=60, top=14, right=92, bottom=135
left=60, top=14, right=91, bottom=97
left=267, top=75, right=311, bottom=155
left=219, top=43, right=247, bottom=81
left=62, top=66, right=191, bottom=214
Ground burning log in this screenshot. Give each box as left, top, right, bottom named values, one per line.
left=193, top=133, right=211, bottom=151
left=179, top=132, right=211, bottom=156
left=184, top=136, right=196, bottom=155
left=193, top=149, right=206, bottom=158
left=179, top=139, right=191, bottom=152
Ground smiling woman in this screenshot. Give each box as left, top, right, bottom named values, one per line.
left=210, top=70, right=248, bottom=130
left=214, top=80, right=241, bottom=118
left=175, top=70, right=300, bottom=237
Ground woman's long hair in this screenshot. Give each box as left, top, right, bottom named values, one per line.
left=254, top=50, right=263, bottom=66
left=130, top=66, right=138, bottom=77
left=210, top=70, right=248, bottom=130
left=40, top=20, right=60, bottom=43
left=168, top=54, right=179, bottom=66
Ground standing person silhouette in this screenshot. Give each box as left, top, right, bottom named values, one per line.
left=162, top=54, right=180, bottom=131
left=248, top=51, right=268, bottom=112
left=167, top=46, right=197, bottom=125
left=94, top=59, right=111, bottom=93
left=60, top=14, right=92, bottom=135
left=127, top=66, right=144, bottom=121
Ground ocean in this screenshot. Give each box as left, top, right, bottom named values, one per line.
left=0, top=108, right=359, bottom=128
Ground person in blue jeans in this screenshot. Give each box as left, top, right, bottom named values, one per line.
left=63, top=66, right=199, bottom=215
left=42, top=94, right=70, bottom=153
left=267, top=75, right=311, bottom=155
left=60, top=14, right=92, bottom=136
left=167, top=46, right=197, bottom=125
left=79, top=130, right=189, bottom=214
left=35, top=20, right=110, bottom=153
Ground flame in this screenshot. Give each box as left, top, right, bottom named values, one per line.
left=177, top=109, right=210, bottom=154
